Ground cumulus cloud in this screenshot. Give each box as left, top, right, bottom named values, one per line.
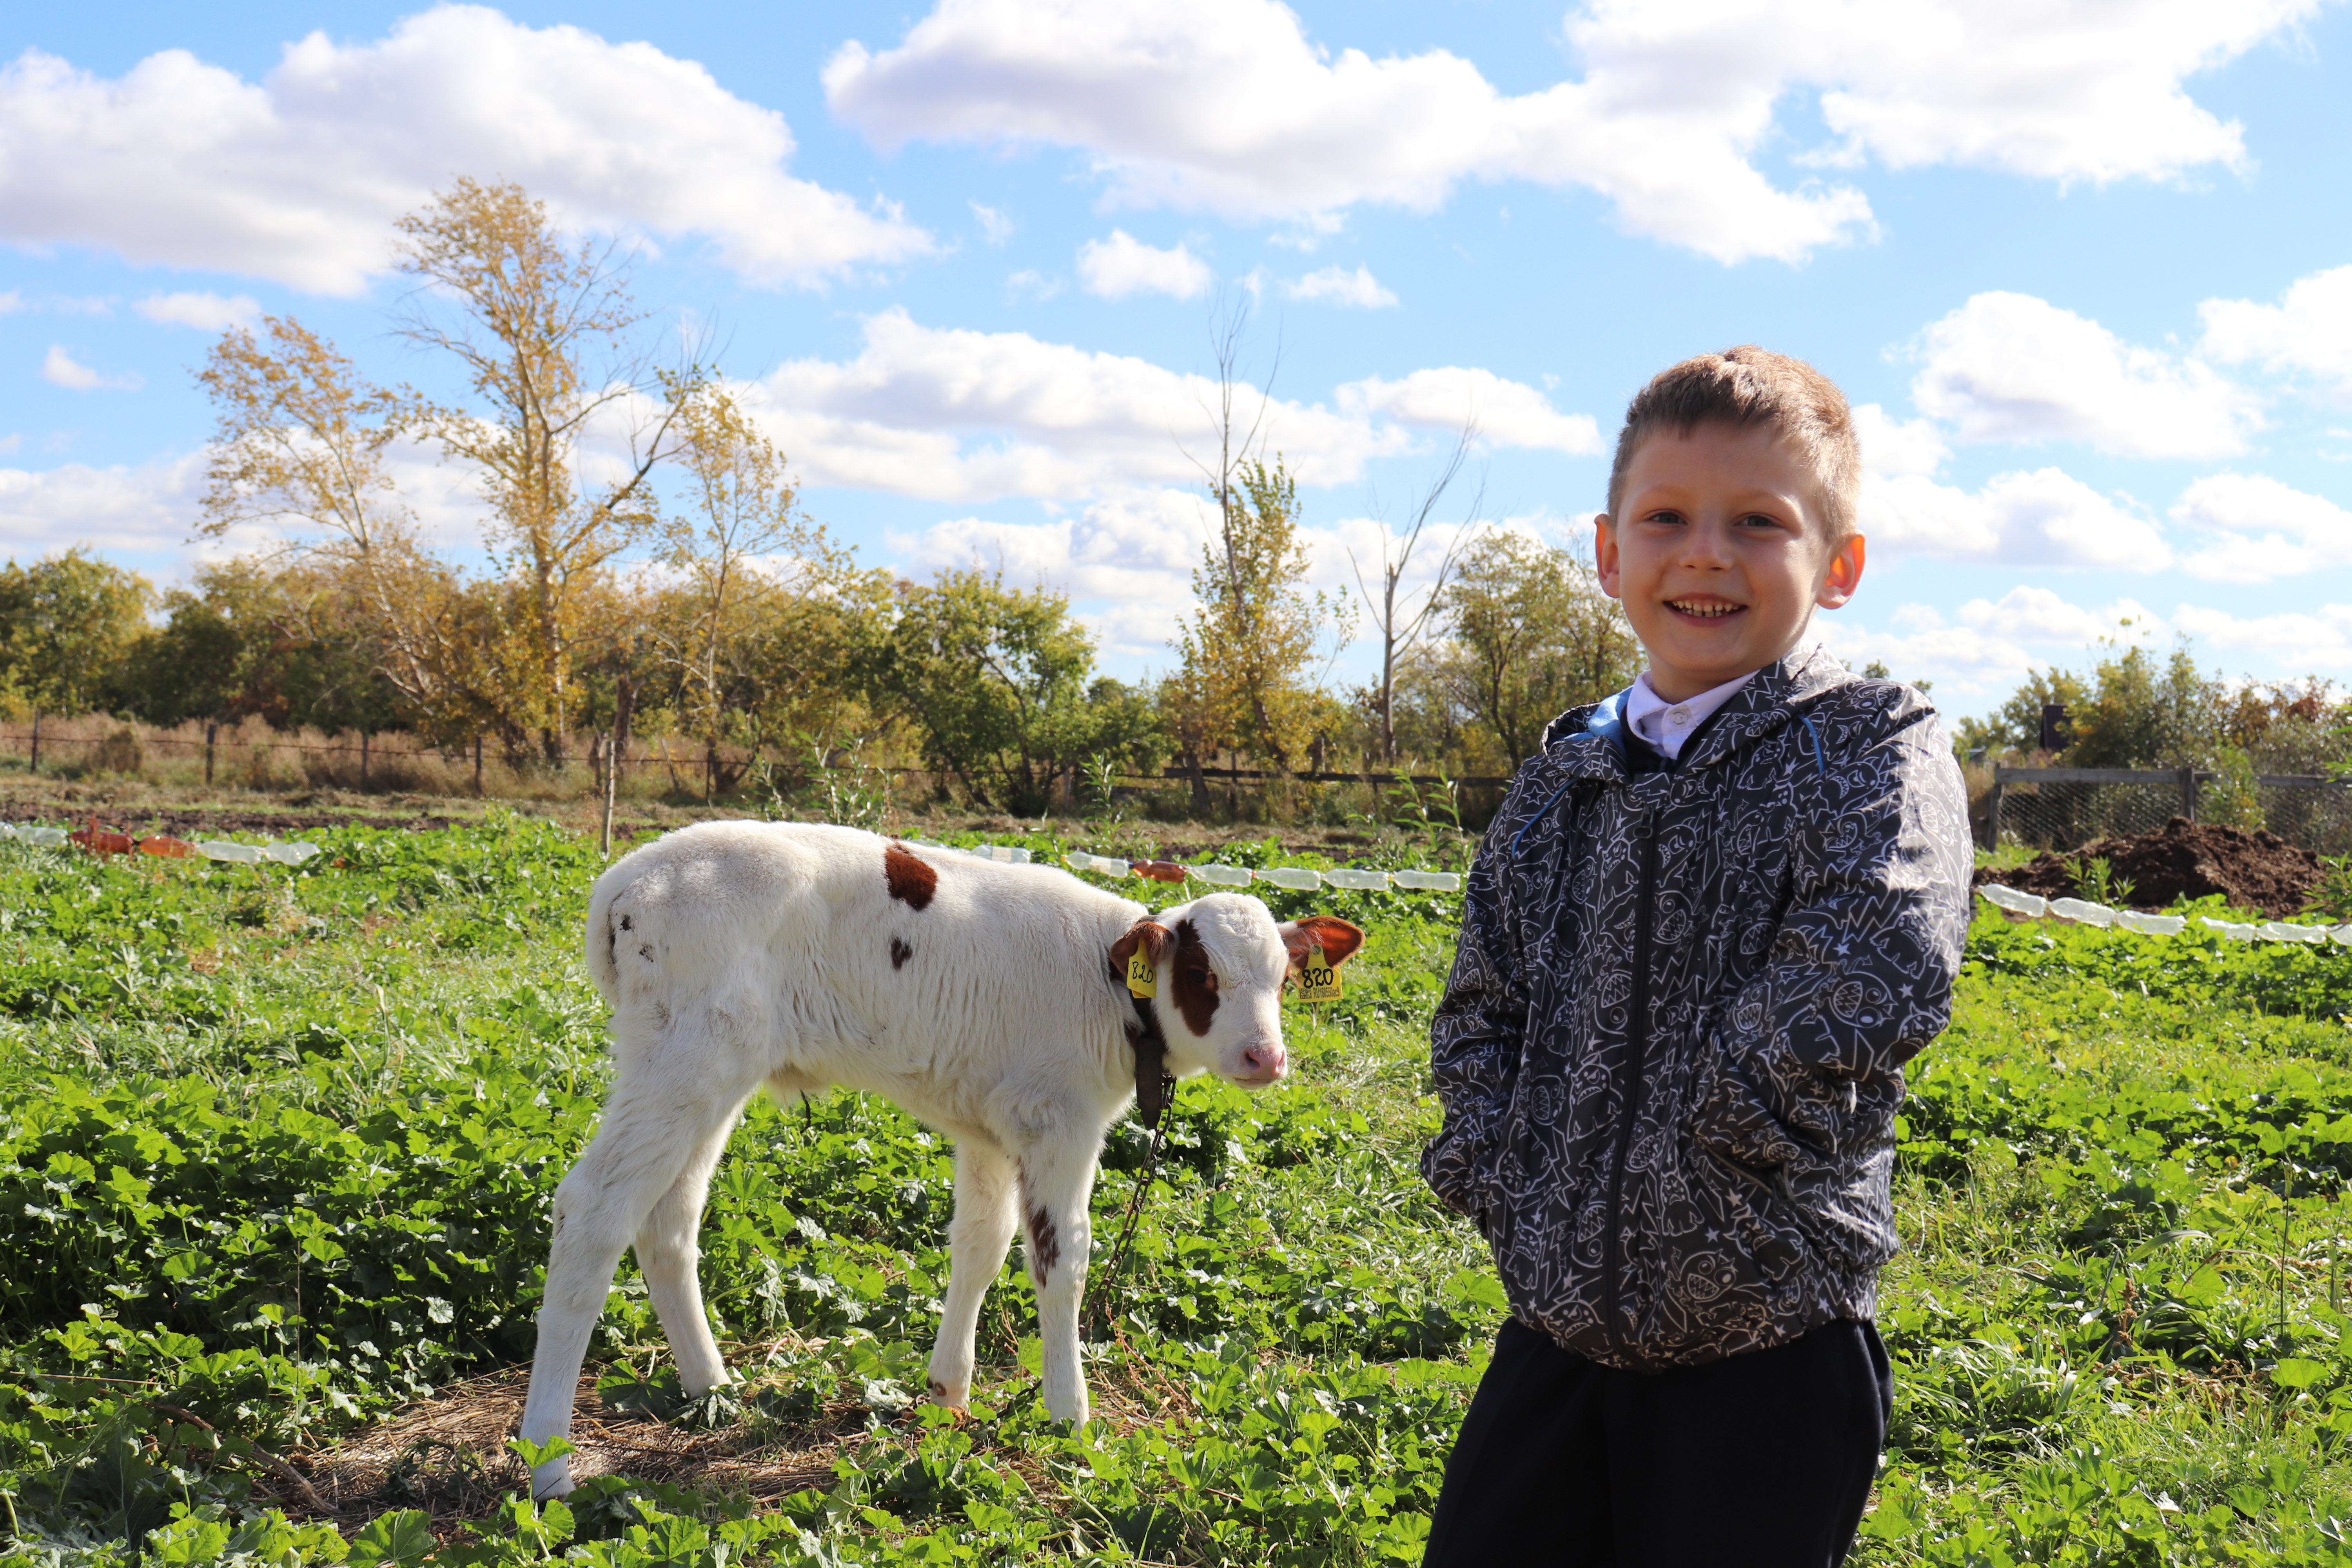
left=1811, top=615, right=2038, bottom=699
left=40, top=345, right=142, bottom=392
left=0, top=452, right=204, bottom=554
left=2169, top=471, right=2352, bottom=583
left=1076, top=230, right=1212, bottom=299
left=134, top=291, right=260, bottom=331
left=0, top=292, right=20, bottom=314
left=1336, top=367, right=1602, bottom=454
left=2199, top=265, right=2352, bottom=399
left=824, top=0, right=2307, bottom=265
left=1911, top=291, right=2259, bottom=457
left=1285, top=265, right=1397, bottom=308
left=1852, top=402, right=1950, bottom=478
left=748, top=309, right=1590, bottom=502
left=2170, top=602, right=2352, bottom=666
left=1956, top=585, right=2161, bottom=644
left=0, top=7, right=929, bottom=294
left=1862, top=467, right=2169, bottom=569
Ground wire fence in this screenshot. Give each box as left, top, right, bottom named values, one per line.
left=1985, top=765, right=2352, bottom=857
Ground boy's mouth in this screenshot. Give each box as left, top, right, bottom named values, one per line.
left=1664, top=596, right=1746, bottom=620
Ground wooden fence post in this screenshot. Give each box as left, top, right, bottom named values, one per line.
left=204, top=719, right=218, bottom=787
left=360, top=731, right=371, bottom=789
left=27, top=710, right=38, bottom=773
left=601, top=677, right=635, bottom=859
left=1984, top=767, right=2006, bottom=849
left=2179, top=766, right=2198, bottom=822
left=473, top=736, right=484, bottom=796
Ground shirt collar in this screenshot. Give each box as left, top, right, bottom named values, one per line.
left=1624, top=668, right=1760, bottom=760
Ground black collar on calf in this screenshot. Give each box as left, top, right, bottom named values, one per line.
left=1090, top=991, right=1178, bottom=1340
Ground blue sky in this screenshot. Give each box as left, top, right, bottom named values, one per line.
left=5, top=0, right=2351, bottom=718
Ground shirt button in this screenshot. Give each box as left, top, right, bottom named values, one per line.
left=1670, top=707, right=1690, bottom=726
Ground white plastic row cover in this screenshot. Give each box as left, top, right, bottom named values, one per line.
left=1978, top=883, right=2348, bottom=944
left=1058, top=851, right=1461, bottom=893
left=0, top=822, right=318, bottom=864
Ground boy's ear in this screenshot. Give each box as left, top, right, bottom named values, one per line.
left=1593, top=512, right=1622, bottom=600
left=1109, top=920, right=1172, bottom=982
left=1280, top=916, right=1365, bottom=970
left=1815, top=532, right=1866, bottom=610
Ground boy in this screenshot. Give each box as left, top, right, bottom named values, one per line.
left=1419, top=347, right=1973, bottom=1567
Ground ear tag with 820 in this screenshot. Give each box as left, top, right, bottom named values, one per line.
left=1125, top=949, right=1158, bottom=998
left=1296, top=940, right=1342, bottom=1003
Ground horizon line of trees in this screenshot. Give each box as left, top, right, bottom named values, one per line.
left=0, top=180, right=1648, bottom=816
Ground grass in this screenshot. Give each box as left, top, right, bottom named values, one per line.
left=0, top=815, right=2347, bottom=1564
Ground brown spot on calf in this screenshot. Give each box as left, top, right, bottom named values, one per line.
left=890, top=936, right=914, bottom=970
left=1170, top=918, right=1221, bottom=1037
left=884, top=842, right=938, bottom=909
left=1026, top=1204, right=1061, bottom=1285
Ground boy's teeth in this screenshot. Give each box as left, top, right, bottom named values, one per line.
left=1670, top=599, right=1739, bottom=617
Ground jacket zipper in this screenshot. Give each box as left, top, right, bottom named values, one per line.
left=1601, top=806, right=1660, bottom=1357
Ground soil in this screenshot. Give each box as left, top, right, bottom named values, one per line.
left=1974, top=816, right=2323, bottom=919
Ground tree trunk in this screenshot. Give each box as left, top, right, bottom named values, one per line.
left=1182, top=748, right=1211, bottom=814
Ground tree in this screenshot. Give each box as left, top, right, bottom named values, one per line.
left=646, top=379, right=866, bottom=797
left=392, top=178, right=686, bottom=759
left=197, top=314, right=494, bottom=747
left=1170, top=457, right=1352, bottom=773
left=0, top=549, right=152, bottom=719
left=874, top=569, right=1127, bottom=813
left=1435, top=532, right=1639, bottom=767
left=116, top=560, right=396, bottom=735
left=1349, top=423, right=1479, bottom=764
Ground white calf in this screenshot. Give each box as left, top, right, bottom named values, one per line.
left=518, top=820, right=1363, bottom=1498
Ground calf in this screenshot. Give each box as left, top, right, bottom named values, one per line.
left=518, top=821, right=1363, bottom=1498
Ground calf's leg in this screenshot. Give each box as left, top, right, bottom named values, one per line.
left=519, top=1068, right=750, bottom=1499
left=1015, top=1134, right=1103, bottom=1425
left=927, top=1140, right=1018, bottom=1410
left=635, top=1111, right=744, bottom=1398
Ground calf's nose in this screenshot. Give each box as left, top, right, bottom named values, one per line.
left=1241, top=1041, right=1287, bottom=1081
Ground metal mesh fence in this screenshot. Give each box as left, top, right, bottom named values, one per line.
left=1994, top=781, right=2185, bottom=851
left=1987, top=767, right=2352, bottom=857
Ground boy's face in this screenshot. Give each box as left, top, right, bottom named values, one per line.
left=1596, top=421, right=1865, bottom=702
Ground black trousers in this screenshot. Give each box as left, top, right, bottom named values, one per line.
left=1422, top=1316, right=1892, bottom=1568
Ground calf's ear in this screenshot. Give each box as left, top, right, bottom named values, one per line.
left=1280, top=915, right=1365, bottom=969
left=1109, top=919, right=1174, bottom=982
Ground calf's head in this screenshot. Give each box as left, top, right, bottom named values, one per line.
left=1107, top=894, right=1364, bottom=1088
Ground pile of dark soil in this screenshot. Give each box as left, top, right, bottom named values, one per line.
left=1974, top=816, right=2322, bottom=920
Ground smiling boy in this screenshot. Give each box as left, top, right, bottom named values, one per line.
left=1420, top=348, right=1974, bottom=1567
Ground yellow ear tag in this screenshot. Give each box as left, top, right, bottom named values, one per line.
left=1125, top=949, right=1158, bottom=998
left=1296, top=940, right=1342, bottom=1003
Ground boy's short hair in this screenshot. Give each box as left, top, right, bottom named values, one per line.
left=1604, top=346, right=1861, bottom=543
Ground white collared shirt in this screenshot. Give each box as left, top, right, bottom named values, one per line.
left=1624, top=669, right=1758, bottom=761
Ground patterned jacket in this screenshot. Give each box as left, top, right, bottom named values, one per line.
left=1421, top=644, right=1973, bottom=1368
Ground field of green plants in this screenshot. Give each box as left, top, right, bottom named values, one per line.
left=2, top=816, right=2351, bottom=1566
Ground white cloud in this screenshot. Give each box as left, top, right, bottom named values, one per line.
left=1956, top=585, right=2161, bottom=644
left=133, top=291, right=260, bottom=331
left=0, top=452, right=203, bottom=554
left=1812, top=617, right=2038, bottom=699
left=825, top=0, right=2307, bottom=266
left=892, top=487, right=1208, bottom=655
left=2169, top=471, right=2352, bottom=582
left=40, top=345, right=142, bottom=392
left=0, top=7, right=929, bottom=294
left=1076, top=230, right=1213, bottom=299
left=749, top=310, right=1592, bottom=503
left=1862, top=466, right=2171, bottom=569
left=2170, top=602, right=2352, bottom=666
left=2198, top=265, right=2352, bottom=398
left=0, top=292, right=20, bottom=314
left=970, top=202, right=1014, bottom=246
left=1852, top=402, right=1949, bottom=478
left=1285, top=265, right=1397, bottom=309
left=1337, top=367, right=1602, bottom=454
left=752, top=309, right=1401, bottom=501
left=1911, top=291, right=2259, bottom=457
